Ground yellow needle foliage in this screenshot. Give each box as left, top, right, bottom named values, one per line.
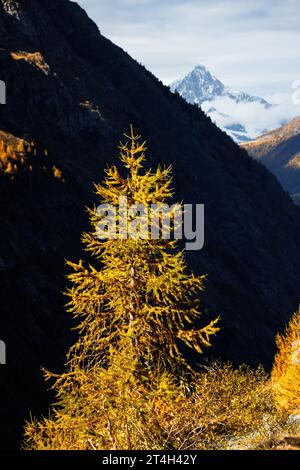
left=23, top=127, right=220, bottom=450
left=61, top=127, right=219, bottom=376
left=0, top=136, right=64, bottom=179
left=272, top=307, right=300, bottom=413
left=0, top=139, right=26, bottom=175
left=25, top=360, right=279, bottom=450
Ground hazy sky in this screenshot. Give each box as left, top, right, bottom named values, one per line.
left=78, top=0, right=300, bottom=100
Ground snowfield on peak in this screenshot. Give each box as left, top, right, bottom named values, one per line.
left=170, top=65, right=298, bottom=143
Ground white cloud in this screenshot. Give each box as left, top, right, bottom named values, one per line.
left=203, top=96, right=300, bottom=140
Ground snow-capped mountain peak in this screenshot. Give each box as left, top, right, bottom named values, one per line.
left=170, top=65, right=274, bottom=142
left=170, top=65, right=225, bottom=104
left=170, top=65, right=270, bottom=107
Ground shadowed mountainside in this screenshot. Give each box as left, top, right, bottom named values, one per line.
left=1, top=0, right=300, bottom=448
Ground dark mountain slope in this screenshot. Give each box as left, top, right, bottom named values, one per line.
left=0, top=0, right=300, bottom=448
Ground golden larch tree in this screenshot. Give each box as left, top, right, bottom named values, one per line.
left=24, top=128, right=219, bottom=450
left=272, top=307, right=300, bottom=413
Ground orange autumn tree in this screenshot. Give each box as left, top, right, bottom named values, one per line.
left=272, top=307, right=300, bottom=413
left=24, top=128, right=219, bottom=450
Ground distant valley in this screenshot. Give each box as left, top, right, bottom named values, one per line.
left=171, top=66, right=300, bottom=203
left=242, top=116, right=300, bottom=204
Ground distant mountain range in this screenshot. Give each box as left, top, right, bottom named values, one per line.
left=170, top=65, right=274, bottom=143
left=171, top=66, right=300, bottom=203
left=242, top=116, right=300, bottom=204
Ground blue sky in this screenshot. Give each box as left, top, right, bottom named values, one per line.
left=78, top=0, right=300, bottom=101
